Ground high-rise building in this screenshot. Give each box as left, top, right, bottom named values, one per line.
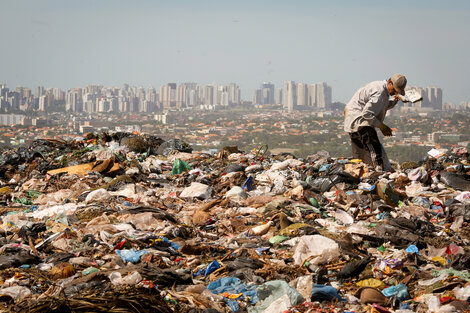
left=176, top=84, right=186, bottom=109
left=66, top=88, right=83, bottom=112
left=260, top=82, right=275, bottom=105
left=85, top=85, right=103, bottom=95
left=428, top=87, right=442, bottom=110
left=119, top=100, right=129, bottom=112
left=0, top=84, right=8, bottom=98
left=307, top=84, right=316, bottom=107
left=82, top=93, right=97, bottom=113
left=97, top=98, right=110, bottom=112
left=203, top=85, right=215, bottom=106
left=314, top=82, right=332, bottom=108
left=35, top=86, right=45, bottom=98
left=146, top=87, right=157, bottom=105
left=109, top=97, right=119, bottom=112
left=178, top=82, right=199, bottom=107
left=52, top=88, right=65, bottom=102
left=297, top=83, right=308, bottom=106
left=187, top=88, right=199, bottom=107
left=160, top=83, right=176, bottom=109
left=38, top=93, right=52, bottom=111
left=219, top=86, right=229, bottom=106
left=228, top=83, right=240, bottom=105
left=8, top=92, right=21, bottom=111
left=305, top=82, right=332, bottom=108
left=283, top=81, right=297, bottom=112
left=129, top=95, right=139, bottom=112
left=253, top=89, right=263, bottom=105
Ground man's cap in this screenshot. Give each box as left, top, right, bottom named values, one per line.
left=390, top=73, right=407, bottom=95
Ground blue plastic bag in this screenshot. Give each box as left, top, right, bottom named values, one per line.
left=311, top=284, right=345, bottom=302
left=116, top=249, right=148, bottom=263
left=207, top=277, right=258, bottom=305
left=405, top=245, right=419, bottom=255
left=318, top=164, right=332, bottom=172
left=204, top=260, right=220, bottom=277
left=161, top=237, right=182, bottom=250
left=242, top=176, right=255, bottom=191
left=382, top=283, right=410, bottom=301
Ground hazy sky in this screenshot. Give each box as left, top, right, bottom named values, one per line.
left=1, top=0, right=469, bottom=103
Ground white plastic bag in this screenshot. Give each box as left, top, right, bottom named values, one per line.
left=285, top=235, right=340, bottom=266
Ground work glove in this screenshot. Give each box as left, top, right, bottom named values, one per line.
left=379, top=123, right=393, bottom=137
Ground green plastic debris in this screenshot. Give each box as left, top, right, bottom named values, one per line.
left=171, top=159, right=192, bottom=175
left=50, top=213, right=69, bottom=226
left=295, top=204, right=321, bottom=214
left=377, top=245, right=386, bottom=252
left=82, top=267, right=99, bottom=276
left=431, top=269, right=470, bottom=281
left=269, top=235, right=289, bottom=244
left=308, top=197, right=320, bottom=208
left=165, top=294, right=178, bottom=305
left=305, top=176, right=313, bottom=185
left=14, top=198, right=33, bottom=205
left=28, top=190, right=42, bottom=198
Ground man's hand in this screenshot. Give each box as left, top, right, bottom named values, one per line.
left=379, top=123, right=393, bottom=136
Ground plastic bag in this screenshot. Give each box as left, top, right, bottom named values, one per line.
left=311, top=284, right=345, bottom=302
left=248, top=280, right=304, bottom=313
left=0, top=286, right=31, bottom=301
left=286, top=235, right=340, bottom=266
left=194, top=260, right=221, bottom=278
left=408, top=167, right=428, bottom=182
left=453, top=285, right=470, bottom=301
left=382, top=283, right=409, bottom=301
left=179, top=182, right=212, bottom=200
left=171, top=158, right=192, bottom=175
left=455, top=191, right=470, bottom=204
left=116, top=249, right=148, bottom=263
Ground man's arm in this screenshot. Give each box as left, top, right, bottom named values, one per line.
left=379, top=122, right=393, bottom=136
left=361, top=90, right=393, bottom=136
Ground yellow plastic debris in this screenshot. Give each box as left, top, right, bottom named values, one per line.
left=431, top=256, right=447, bottom=266
left=356, top=278, right=386, bottom=289
left=349, top=159, right=363, bottom=163
left=0, top=186, right=13, bottom=194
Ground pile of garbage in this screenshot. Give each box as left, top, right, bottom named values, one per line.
left=0, top=132, right=469, bottom=313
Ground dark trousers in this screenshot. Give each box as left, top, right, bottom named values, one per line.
left=349, top=126, right=384, bottom=168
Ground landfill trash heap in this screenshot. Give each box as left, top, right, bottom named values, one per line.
left=0, top=132, right=469, bottom=313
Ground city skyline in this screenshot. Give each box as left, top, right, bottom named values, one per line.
left=1, top=0, right=469, bottom=104
left=0, top=80, right=448, bottom=115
